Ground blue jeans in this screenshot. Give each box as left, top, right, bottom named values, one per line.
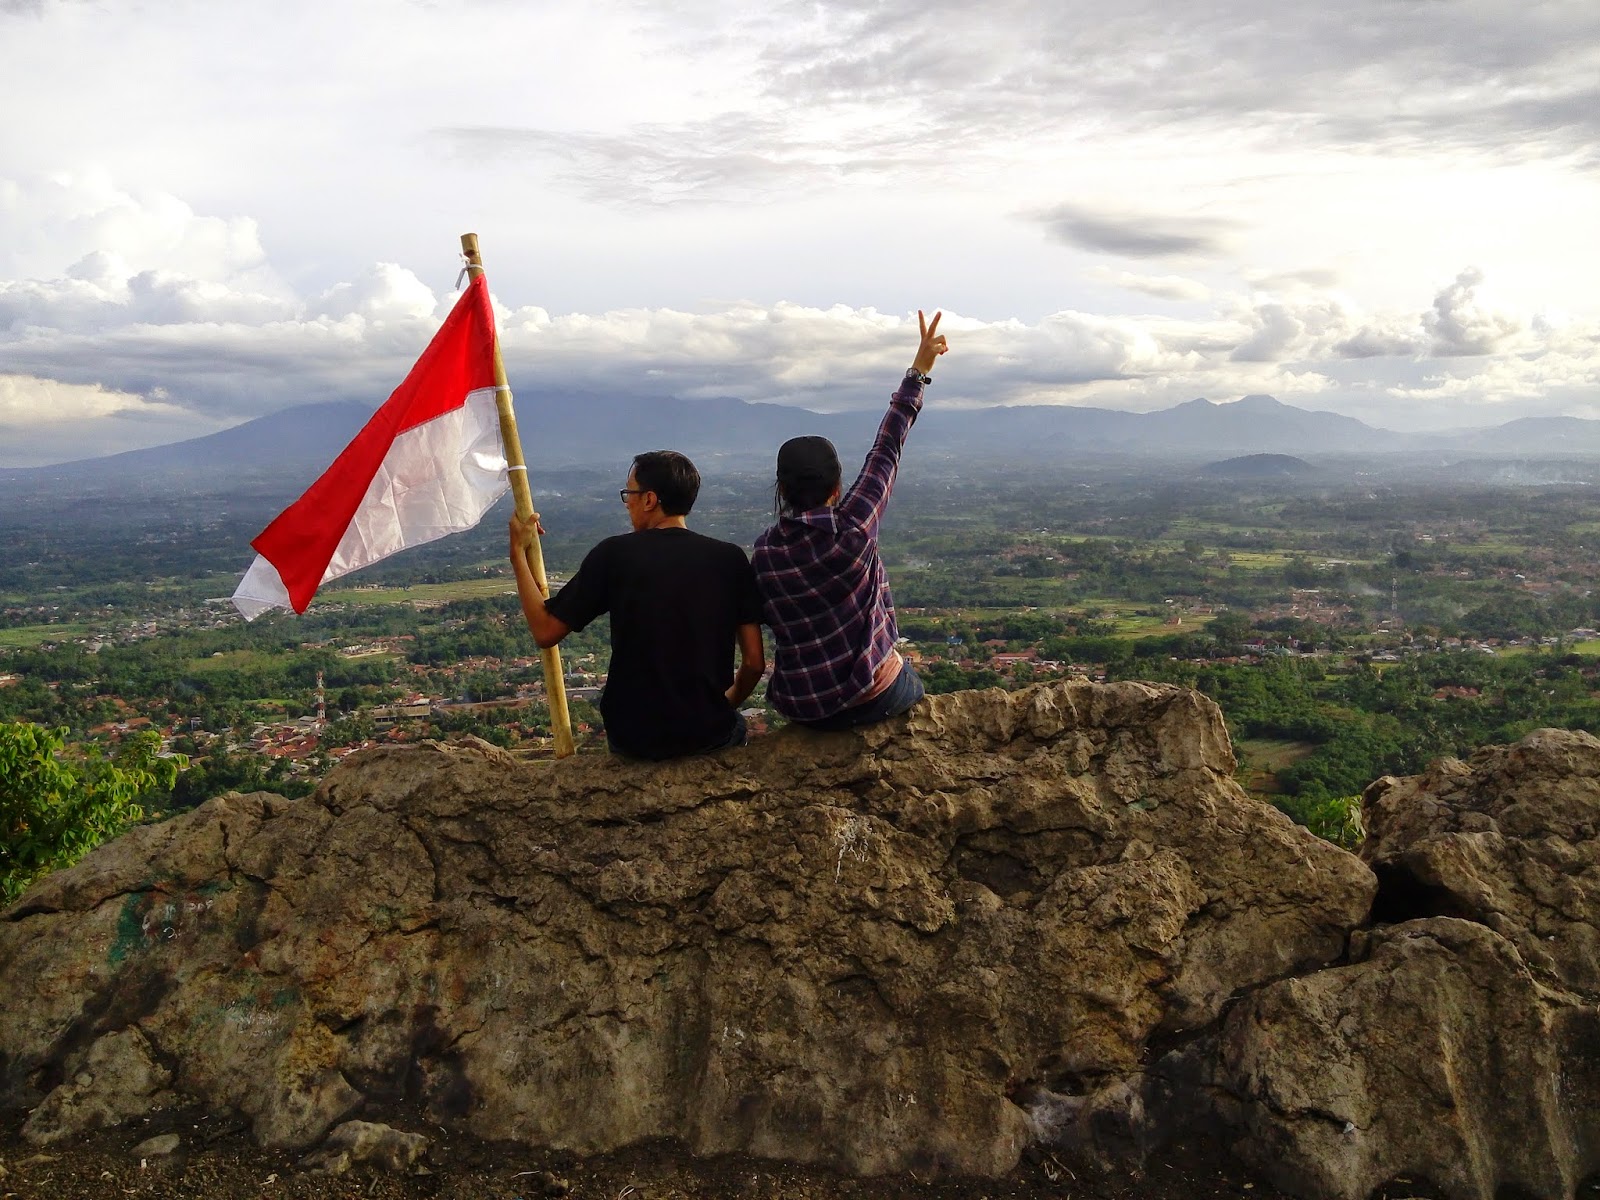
left=709, top=709, right=750, bottom=751
left=796, top=663, right=925, bottom=732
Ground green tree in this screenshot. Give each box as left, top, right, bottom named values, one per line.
left=1, top=723, right=183, bottom=906
left=1207, top=610, right=1254, bottom=653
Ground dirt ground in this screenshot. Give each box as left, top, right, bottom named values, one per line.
left=0, top=1106, right=1487, bottom=1200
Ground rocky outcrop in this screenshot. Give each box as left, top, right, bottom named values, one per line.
left=1363, top=728, right=1600, bottom=993
left=2, top=684, right=1595, bottom=1198
left=1189, top=729, right=1600, bottom=1200
left=0, top=681, right=1371, bottom=1177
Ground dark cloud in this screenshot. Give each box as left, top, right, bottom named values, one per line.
left=1316, top=82, right=1600, bottom=167
left=1038, top=204, right=1232, bottom=259
left=754, top=0, right=1600, bottom=170
left=1424, top=267, right=1519, bottom=357
left=1335, top=327, right=1424, bottom=359
left=1231, top=303, right=1303, bottom=362
left=434, top=3, right=1599, bottom=210
left=0, top=321, right=417, bottom=422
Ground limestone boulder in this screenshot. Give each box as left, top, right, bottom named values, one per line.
left=1362, top=727, right=1600, bottom=994
left=0, top=680, right=1373, bottom=1177
left=1191, top=729, right=1600, bottom=1200
left=18, top=1026, right=172, bottom=1145
left=300, top=1119, right=430, bottom=1175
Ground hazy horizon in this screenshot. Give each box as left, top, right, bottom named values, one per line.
left=7, top=390, right=1593, bottom=477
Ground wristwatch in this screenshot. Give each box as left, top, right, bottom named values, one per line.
left=905, top=367, right=933, bottom=386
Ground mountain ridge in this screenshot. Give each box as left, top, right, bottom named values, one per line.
left=3, top=392, right=1597, bottom=491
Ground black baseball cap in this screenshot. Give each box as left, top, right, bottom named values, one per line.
left=776, top=435, right=840, bottom=485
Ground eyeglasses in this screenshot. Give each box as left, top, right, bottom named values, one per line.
left=619, top=488, right=647, bottom=503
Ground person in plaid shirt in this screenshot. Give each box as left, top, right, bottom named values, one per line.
left=753, top=311, right=948, bottom=729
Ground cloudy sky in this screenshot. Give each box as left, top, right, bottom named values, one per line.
left=2, top=0, right=1597, bottom=466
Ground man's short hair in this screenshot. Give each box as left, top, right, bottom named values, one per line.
left=632, top=450, right=700, bottom=516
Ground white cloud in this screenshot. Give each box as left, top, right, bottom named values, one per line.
left=0, top=374, right=173, bottom=426
left=1, top=214, right=1589, bottom=457
left=0, top=173, right=296, bottom=337
left=310, top=263, right=445, bottom=322
left=1387, top=328, right=1600, bottom=405
left=0, top=373, right=205, bottom=467
left=2, top=0, right=1599, bottom=462
left=1086, top=269, right=1211, bottom=302
left=1245, top=268, right=1341, bottom=292
left=0, top=171, right=275, bottom=286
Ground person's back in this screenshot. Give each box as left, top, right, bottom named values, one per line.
left=560, top=526, right=756, bottom=759
left=755, top=440, right=905, bottom=722
left=754, top=311, right=947, bottom=730
left=510, top=450, right=765, bottom=760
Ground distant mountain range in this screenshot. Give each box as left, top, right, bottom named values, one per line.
left=4, top=392, right=1598, bottom=496
left=922, top=395, right=1599, bottom=461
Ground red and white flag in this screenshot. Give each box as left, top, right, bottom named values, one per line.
left=232, top=274, right=509, bottom=620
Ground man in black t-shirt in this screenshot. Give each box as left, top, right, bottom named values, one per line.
left=509, top=450, right=765, bottom=760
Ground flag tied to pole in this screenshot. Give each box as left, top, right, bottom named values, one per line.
left=231, top=274, right=509, bottom=620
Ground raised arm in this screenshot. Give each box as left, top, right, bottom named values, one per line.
left=836, top=309, right=950, bottom=530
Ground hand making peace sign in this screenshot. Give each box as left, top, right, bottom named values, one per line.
left=912, top=309, right=949, bottom=376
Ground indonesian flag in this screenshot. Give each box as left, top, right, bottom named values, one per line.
left=231, top=274, right=509, bottom=620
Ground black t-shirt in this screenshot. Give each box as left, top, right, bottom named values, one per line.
left=545, top=528, right=762, bottom=760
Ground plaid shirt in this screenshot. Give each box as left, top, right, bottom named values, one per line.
left=753, top=377, right=922, bottom=721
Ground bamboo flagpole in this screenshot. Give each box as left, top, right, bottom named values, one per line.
left=460, top=233, right=576, bottom=759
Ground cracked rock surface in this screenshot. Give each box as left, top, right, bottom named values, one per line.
left=1363, top=727, right=1600, bottom=994
left=1189, top=729, right=1600, bottom=1200
left=6, top=681, right=1372, bottom=1178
